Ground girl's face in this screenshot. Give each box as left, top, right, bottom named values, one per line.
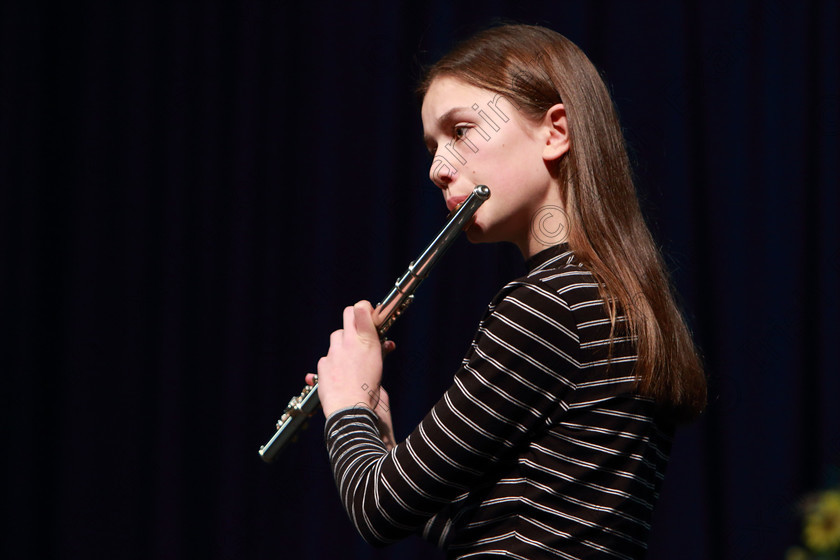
left=421, top=76, right=569, bottom=258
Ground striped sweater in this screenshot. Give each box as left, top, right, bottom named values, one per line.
left=324, top=243, right=674, bottom=559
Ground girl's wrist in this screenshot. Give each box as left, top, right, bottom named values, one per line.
left=321, top=391, right=377, bottom=417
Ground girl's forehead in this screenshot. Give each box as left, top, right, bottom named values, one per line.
left=424, top=76, right=485, bottom=103
left=421, top=78, right=492, bottom=121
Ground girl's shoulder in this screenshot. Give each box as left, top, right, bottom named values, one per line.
left=511, top=244, right=601, bottom=309
left=493, top=265, right=601, bottom=315
left=486, top=250, right=608, bottom=333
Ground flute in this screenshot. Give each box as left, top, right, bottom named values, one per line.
left=258, top=184, right=491, bottom=463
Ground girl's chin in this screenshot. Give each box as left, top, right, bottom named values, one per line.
left=464, top=224, right=489, bottom=244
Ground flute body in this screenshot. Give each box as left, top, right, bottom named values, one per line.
left=258, top=185, right=491, bottom=463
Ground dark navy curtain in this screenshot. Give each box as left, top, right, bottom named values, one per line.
left=2, top=1, right=837, bottom=558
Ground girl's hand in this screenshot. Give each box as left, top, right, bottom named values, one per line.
left=314, top=301, right=385, bottom=417
left=305, top=322, right=396, bottom=449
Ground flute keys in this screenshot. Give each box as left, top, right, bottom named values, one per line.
left=378, top=295, right=414, bottom=334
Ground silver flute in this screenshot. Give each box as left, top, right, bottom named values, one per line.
left=258, top=184, right=491, bottom=463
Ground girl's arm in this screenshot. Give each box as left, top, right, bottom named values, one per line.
left=323, top=278, right=584, bottom=546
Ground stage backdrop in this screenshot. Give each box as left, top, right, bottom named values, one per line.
left=2, top=1, right=838, bottom=559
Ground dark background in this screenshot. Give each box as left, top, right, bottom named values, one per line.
left=2, top=1, right=838, bottom=558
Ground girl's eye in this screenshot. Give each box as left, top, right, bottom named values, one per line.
left=454, top=125, right=470, bottom=140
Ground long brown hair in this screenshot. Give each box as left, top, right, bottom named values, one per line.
left=420, top=24, right=706, bottom=421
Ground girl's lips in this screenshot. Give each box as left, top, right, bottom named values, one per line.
left=446, top=195, right=469, bottom=213
left=445, top=195, right=480, bottom=231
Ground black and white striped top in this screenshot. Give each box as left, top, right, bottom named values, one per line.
left=324, top=243, right=674, bottom=559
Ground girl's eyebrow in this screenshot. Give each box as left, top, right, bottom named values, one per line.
left=436, top=106, right=473, bottom=126
left=422, top=106, right=473, bottom=148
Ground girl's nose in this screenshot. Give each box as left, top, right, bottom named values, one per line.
left=429, top=155, right=457, bottom=189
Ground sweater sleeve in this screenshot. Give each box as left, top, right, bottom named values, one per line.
left=324, top=278, right=582, bottom=546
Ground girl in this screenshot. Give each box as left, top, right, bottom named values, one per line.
left=309, top=24, right=706, bottom=559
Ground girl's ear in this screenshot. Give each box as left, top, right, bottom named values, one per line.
left=542, top=103, right=570, bottom=161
